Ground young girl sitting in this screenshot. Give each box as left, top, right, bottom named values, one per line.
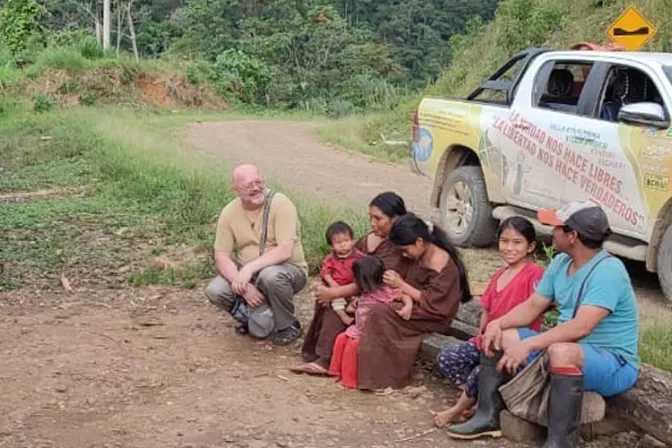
left=329, top=255, right=413, bottom=389
left=431, top=216, right=544, bottom=427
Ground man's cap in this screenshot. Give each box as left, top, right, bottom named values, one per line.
left=538, top=201, right=611, bottom=240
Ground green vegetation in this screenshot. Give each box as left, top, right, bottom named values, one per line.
left=640, top=323, right=672, bottom=373
left=0, top=0, right=500, bottom=116
left=323, top=0, right=672, bottom=161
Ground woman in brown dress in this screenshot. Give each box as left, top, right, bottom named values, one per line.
left=292, top=192, right=410, bottom=375
left=358, top=214, right=471, bottom=390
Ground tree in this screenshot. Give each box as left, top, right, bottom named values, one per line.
left=0, top=0, right=44, bottom=56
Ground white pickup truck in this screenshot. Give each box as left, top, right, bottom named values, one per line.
left=411, top=48, right=672, bottom=301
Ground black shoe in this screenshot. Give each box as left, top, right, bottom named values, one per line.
left=234, top=321, right=248, bottom=335
left=542, top=372, right=584, bottom=448
left=272, top=321, right=302, bottom=346
left=446, top=351, right=509, bottom=440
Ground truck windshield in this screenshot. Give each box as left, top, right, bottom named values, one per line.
left=666, top=66, right=672, bottom=84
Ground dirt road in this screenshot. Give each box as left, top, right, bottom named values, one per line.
left=0, top=286, right=639, bottom=448
left=186, top=120, right=436, bottom=218
left=0, top=286, right=524, bottom=448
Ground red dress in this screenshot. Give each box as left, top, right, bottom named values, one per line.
left=328, top=285, right=400, bottom=388
left=473, top=262, right=544, bottom=349
left=319, top=249, right=365, bottom=286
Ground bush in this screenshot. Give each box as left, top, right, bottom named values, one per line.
left=0, top=0, right=44, bottom=56
left=79, top=91, right=98, bottom=106
left=77, top=36, right=105, bottom=60
left=210, top=49, right=271, bottom=104
left=33, top=94, right=53, bottom=112
left=186, top=60, right=212, bottom=85
left=49, top=30, right=104, bottom=59
left=33, top=47, right=88, bottom=72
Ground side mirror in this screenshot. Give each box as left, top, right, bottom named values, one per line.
left=618, top=102, right=670, bottom=129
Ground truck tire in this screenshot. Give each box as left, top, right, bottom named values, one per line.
left=657, top=224, right=672, bottom=303
left=439, top=166, right=497, bottom=247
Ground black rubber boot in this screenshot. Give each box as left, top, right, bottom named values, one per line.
left=446, top=351, right=509, bottom=440
left=542, top=372, right=584, bottom=448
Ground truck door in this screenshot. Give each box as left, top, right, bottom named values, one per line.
left=568, top=62, right=671, bottom=240
left=500, top=57, right=606, bottom=212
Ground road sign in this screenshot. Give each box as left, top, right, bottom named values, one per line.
left=606, top=6, right=656, bottom=51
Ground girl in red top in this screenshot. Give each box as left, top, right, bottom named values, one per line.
left=431, top=216, right=544, bottom=427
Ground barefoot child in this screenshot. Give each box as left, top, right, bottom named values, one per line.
left=320, top=221, right=365, bottom=325
left=329, top=255, right=413, bottom=388
left=431, top=217, right=544, bottom=427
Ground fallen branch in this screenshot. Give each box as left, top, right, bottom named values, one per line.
left=395, top=428, right=438, bottom=443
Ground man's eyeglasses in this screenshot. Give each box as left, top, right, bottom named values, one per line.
left=241, top=180, right=264, bottom=192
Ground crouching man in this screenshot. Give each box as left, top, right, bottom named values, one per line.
left=447, top=201, right=639, bottom=448
left=205, top=164, right=307, bottom=345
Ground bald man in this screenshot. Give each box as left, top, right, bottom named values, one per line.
left=205, top=165, right=307, bottom=345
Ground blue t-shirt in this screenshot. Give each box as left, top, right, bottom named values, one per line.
left=536, top=250, right=639, bottom=367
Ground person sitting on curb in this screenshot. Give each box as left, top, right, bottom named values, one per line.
left=205, top=164, right=308, bottom=345
left=447, top=201, right=639, bottom=448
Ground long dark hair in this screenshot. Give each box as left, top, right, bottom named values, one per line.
left=353, top=255, right=385, bottom=294
left=389, top=213, right=472, bottom=303
left=369, top=192, right=407, bottom=219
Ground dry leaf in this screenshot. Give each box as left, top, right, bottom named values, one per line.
left=61, top=274, right=74, bottom=294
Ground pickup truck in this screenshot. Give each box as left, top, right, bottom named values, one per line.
left=411, top=48, right=672, bottom=302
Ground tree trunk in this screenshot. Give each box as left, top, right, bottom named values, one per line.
left=95, top=0, right=102, bottom=45
left=95, top=18, right=102, bottom=45
left=116, top=1, right=122, bottom=56
left=103, top=0, right=111, bottom=49
left=126, top=4, right=139, bottom=63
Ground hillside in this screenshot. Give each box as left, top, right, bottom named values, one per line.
left=321, top=0, right=672, bottom=158
left=0, top=46, right=227, bottom=111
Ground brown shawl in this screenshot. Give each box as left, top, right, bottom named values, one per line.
left=357, top=260, right=462, bottom=390
left=301, top=233, right=408, bottom=367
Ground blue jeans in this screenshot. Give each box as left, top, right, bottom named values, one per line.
left=517, top=328, right=638, bottom=397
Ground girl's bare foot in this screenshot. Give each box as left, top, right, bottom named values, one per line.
left=430, top=408, right=460, bottom=428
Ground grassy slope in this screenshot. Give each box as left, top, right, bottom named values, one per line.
left=321, top=0, right=672, bottom=162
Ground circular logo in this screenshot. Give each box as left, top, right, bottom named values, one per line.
left=413, top=127, right=433, bottom=162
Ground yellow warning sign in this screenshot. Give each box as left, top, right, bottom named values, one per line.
left=606, top=6, right=657, bottom=51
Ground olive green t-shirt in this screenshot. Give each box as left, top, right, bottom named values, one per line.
left=214, top=192, right=307, bottom=273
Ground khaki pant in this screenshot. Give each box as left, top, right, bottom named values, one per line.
left=205, top=263, right=307, bottom=337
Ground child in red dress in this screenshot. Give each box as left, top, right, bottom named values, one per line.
left=320, top=221, right=365, bottom=325
left=328, top=255, right=413, bottom=388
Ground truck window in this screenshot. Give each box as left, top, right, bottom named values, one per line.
left=596, top=65, right=667, bottom=122
left=470, top=58, right=525, bottom=104
left=534, top=61, right=594, bottom=115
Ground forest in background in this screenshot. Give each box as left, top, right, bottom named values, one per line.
left=0, top=0, right=498, bottom=115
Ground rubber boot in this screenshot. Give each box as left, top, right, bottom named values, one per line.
left=446, top=351, right=509, bottom=440
left=542, top=372, right=584, bottom=448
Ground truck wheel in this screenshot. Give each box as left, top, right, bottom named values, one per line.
left=657, top=224, right=672, bottom=303
left=439, top=166, right=497, bottom=247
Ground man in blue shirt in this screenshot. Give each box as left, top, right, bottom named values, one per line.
left=447, top=201, right=639, bottom=448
